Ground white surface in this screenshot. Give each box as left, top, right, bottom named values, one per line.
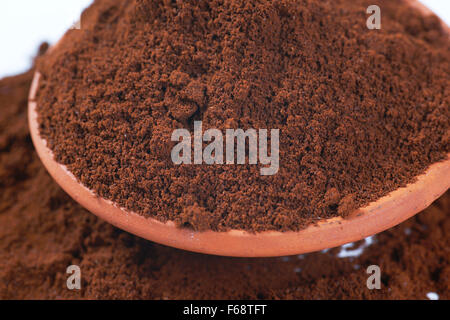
left=337, top=236, right=375, bottom=258
left=0, top=0, right=93, bottom=78
left=421, top=0, right=450, bottom=25
left=426, top=292, right=439, bottom=300
left=0, top=0, right=449, bottom=78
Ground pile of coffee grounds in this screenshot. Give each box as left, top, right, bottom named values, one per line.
left=1, top=67, right=449, bottom=299
left=36, top=0, right=449, bottom=232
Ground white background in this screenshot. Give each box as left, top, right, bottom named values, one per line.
left=0, top=0, right=449, bottom=78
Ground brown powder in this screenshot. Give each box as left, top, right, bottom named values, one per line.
left=0, top=67, right=449, bottom=299
left=35, top=0, right=449, bottom=232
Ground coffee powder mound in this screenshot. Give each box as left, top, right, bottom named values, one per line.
left=0, top=70, right=449, bottom=299
left=0, top=72, right=450, bottom=299
left=36, top=0, right=449, bottom=231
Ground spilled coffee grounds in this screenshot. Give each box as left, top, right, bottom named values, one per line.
left=36, top=0, right=449, bottom=231
left=0, top=66, right=449, bottom=299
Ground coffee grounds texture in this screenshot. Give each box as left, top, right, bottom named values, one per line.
left=1, top=68, right=449, bottom=299
left=35, top=0, right=449, bottom=232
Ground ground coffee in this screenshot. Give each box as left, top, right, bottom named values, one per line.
left=0, top=67, right=449, bottom=299
left=36, top=0, right=449, bottom=232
